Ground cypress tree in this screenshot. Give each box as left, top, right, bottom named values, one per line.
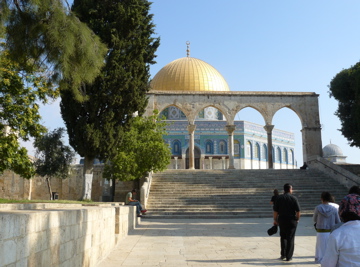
left=60, top=0, right=160, bottom=200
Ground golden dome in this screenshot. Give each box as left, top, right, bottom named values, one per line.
left=150, top=57, right=230, bottom=92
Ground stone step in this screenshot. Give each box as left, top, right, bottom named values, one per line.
left=146, top=169, right=349, bottom=219
left=143, top=211, right=315, bottom=220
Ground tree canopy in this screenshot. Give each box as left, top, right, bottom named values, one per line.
left=34, top=127, right=75, bottom=199
left=34, top=128, right=75, bottom=180
left=104, top=112, right=171, bottom=181
left=1, top=0, right=107, bottom=101
left=329, top=62, right=360, bottom=148
left=60, top=0, right=160, bottom=199
left=0, top=48, right=58, bottom=178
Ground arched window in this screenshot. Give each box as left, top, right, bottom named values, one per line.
left=172, top=140, right=181, bottom=155
left=219, top=140, right=227, bottom=154
left=205, top=140, right=213, bottom=154
left=283, top=148, right=288, bottom=164
left=277, top=147, right=281, bottom=163
left=262, top=144, right=267, bottom=160
left=254, top=143, right=260, bottom=159
left=289, top=149, right=294, bottom=164
left=246, top=141, right=252, bottom=158
left=234, top=140, right=240, bottom=157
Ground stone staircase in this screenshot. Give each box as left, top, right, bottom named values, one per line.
left=145, top=169, right=350, bottom=219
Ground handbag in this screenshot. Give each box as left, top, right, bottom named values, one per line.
left=267, top=225, right=278, bottom=236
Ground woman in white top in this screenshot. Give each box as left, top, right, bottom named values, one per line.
left=313, top=191, right=340, bottom=264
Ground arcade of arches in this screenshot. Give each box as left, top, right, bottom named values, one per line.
left=146, top=91, right=322, bottom=170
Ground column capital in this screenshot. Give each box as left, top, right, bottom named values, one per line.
left=187, top=124, right=196, bottom=134
left=225, top=124, right=236, bottom=135
left=263, top=124, right=274, bottom=133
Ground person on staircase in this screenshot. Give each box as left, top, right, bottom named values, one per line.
left=270, top=189, right=279, bottom=211
left=125, top=189, right=147, bottom=217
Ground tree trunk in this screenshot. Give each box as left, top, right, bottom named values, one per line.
left=82, top=156, right=95, bottom=200
left=28, top=178, right=32, bottom=200
left=111, top=178, right=116, bottom=202
left=46, top=177, right=53, bottom=200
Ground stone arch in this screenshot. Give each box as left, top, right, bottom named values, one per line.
left=273, top=107, right=303, bottom=167
left=146, top=91, right=322, bottom=168
left=158, top=104, right=189, bottom=121
left=234, top=105, right=266, bottom=125
left=181, top=103, right=231, bottom=124
left=196, top=105, right=227, bottom=121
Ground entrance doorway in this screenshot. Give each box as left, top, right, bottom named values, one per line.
left=186, top=147, right=201, bottom=169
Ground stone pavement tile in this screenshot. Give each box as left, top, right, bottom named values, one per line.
left=98, top=217, right=321, bottom=267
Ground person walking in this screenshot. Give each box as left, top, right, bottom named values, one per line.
left=313, top=192, right=340, bottom=263
left=273, top=183, right=301, bottom=261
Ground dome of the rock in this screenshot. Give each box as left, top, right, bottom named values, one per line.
left=150, top=57, right=230, bottom=92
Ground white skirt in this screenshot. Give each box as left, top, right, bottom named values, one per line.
left=315, top=232, right=330, bottom=264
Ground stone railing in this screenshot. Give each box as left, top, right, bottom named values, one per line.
left=307, top=155, right=360, bottom=189
left=0, top=203, right=139, bottom=267
left=140, top=171, right=153, bottom=210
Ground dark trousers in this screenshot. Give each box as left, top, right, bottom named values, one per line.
left=278, top=217, right=298, bottom=259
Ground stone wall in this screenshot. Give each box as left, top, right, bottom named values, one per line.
left=0, top=203, right=138, bottom=267
left=307, top=156, right=360, bottom=189
left=337, top=164, right=360, bottom=177
left=0, top=166, right=138, bottom=204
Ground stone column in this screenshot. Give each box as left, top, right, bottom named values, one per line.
left=222, top=156, right=226, bottom=169
left=174, top=157, right=178, bottom=169
left=263, top=124, right=274, bottom=169
left=181, top=154, right=186, bottom=169
left=301, top=125, right=323, bottom=163
left=187, top=124, right=196, bottom=170
left=225, top=125, right=236, bottom=169
left=200, top=155, right=205, bottom=169
left=209, top=156, right=213, bottom=169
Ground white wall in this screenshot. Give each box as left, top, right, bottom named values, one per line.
left=0, top=204, right=138, bottom=267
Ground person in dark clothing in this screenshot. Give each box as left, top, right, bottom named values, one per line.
left=270, top=189, right=279, bottom=211
left=273, top=183, right=301, bottom=262
left=348, top=185, right=360, bottom=195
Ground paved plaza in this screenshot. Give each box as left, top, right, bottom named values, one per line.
left=98, top=216, right=320, bottom=267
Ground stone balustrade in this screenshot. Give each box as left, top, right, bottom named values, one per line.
left=0, top=203, right=138, bottom=267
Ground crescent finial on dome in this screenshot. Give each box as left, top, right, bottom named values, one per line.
left=186, top=41, right=190, bottom=57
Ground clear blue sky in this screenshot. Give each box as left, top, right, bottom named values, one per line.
left=30, top=0, right=360, bottom=164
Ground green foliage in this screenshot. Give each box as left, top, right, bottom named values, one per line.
left=34, top=128, right=75, bottom=179
left=329, top=62, right=360, bottom=148
left=0, top=49, right=58, bottom=179
left=1, top=0, right=108, bottom=101
left=104, top=113, right=171, bottom=181
left=60, top=0, right=160, bottom=163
